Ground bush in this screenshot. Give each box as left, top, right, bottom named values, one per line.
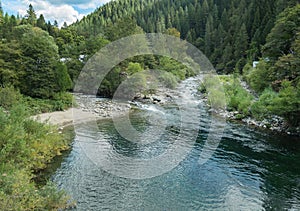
left=201, top=75, right=227, bottom=110
left=157, top=56, right=189, bottom=80
left=200, top=75, right=253, bottom=116
left=23, top=92, right=73, bottom=114
left=224, top=77, right=253, bottom=116
left=0, top=104, right=73, bottom=210
left=0, top=86, right=22, bottom=110
left=269, top=80, right=300, bottom=126
left=158, top=71, right=178, bottom=89
left=53, top=92, right=74, bottom=110
left=251, top=88, right=277, bottom=119
left=251, top=80, right=300, bottom=126
left=245, top=60, right=271, bottom=93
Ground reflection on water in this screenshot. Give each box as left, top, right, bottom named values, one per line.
left=53, top=107, right=300, bottom=210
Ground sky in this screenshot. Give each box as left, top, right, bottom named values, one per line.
left=1, top=0, right=111, bottom=27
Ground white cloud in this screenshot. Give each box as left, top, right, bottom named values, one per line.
left=45, top=0, right=112, bottom=9
left=18, top=0, right=85, bottom=27
left=76, top=0, right=111, bottom=10
left=2, top=0, right=110, bottom=27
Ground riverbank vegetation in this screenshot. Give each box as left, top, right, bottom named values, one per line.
left=0, top=104, right=74, bottom=210
left=0, top=86, right=73, bottom=209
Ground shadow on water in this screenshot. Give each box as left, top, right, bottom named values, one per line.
left=34, top=126, right=75, bottom=186
left=49, top=108, right=300, bottom=210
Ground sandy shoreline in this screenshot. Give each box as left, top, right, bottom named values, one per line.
left=32, top=108, right=96, bottom=127
left=32, top=94, right=133, bottom=128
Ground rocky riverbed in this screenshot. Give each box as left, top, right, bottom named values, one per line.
left=74, top=94, right=131, bottom=118
left=201, top=96, right=299, bottom=136
left=35, top=78, right=298, bottom=136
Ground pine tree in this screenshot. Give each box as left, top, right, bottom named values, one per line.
left=204, top=14, right=214, bottom=57
left=0, top=0, right=3, bottom=38
left=234, top=23, right=248, bottom=71
left=25, top=4, right=37, bottom=26
left=37, top=14, right=47, bottom=30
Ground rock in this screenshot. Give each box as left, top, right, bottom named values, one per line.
left=152, top=97, right=161, bottom=102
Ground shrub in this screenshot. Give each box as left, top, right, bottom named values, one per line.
left=201, top=75, right=227, bottom=110
left=158, top=71, right=178, bottom=89
left=23, top=92, right=73, bottom=114
left=200, top=75, right=253, bottom=116
left=53, top=92, right=74, bottom=110
left=0, top=86, right=22, bottom=110
left=225, top=78, right=253, bottom=116
left=269, top=80, right=300, bottom=126
left=0, top=104, right=73, bottom=210
left=246, top=60, right=271, bottom=93
left=251, top=88, right=277, bottom=119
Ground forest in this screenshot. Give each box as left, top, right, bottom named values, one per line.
left=0, top=0, right=299, bottom=209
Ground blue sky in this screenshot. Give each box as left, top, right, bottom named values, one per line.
left=1, top=0, right=111, bottom=26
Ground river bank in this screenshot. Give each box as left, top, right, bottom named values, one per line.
left=198, top=75, right=299, bottom=136
left=32, top=94, right=132, bottom=128
left=33, top=77, right=298, bottom=136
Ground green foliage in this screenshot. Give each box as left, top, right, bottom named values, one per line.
left=115, top=72, right=148, bottom=99
left=55, top=62, right=73, bottom=92
left=268, top=32, right=300, bottom=90
left=220, top=76, right=253, bottom=116
left=127, top=62, right=143, bottom=75
left=157, top=57, right=190, bottom=80
left=84, top=35, right=110, bottom=57
left=245, top=60, right=271, bottom=93
left=200, top=75, right=227, bottom=110
left=69, top=0, right=298, bottom=74
left=24, top=92, right=73, bottom=114
left=0, top=105, right=73, bottom=210
left=251, top=81, right=300, bottom=126
left=158, top=71, right=178, bottom=89
left=251, top=88, right=278, bottom=120
left=165, top=28, right=181, bottom=38
left=0, top=86, right=22, bottom=110
left=25, top=4, right=37, bottom=26
left=19, top=27, right=60, bottom=98
left=0, top=40, right=22, bottom=87
left=201, top=75, right=253, bottom=117
left=95, top=55, right=191, bottom=97
left=104, top=17, right=144, bottom=41
left=269, top=80, right=300, bottom=125
left=263, top=4, right=300, bottom=60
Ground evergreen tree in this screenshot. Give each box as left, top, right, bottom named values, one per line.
left=263, top=4, right=300, bottom=61
left=19, top=27, right=62, bottom=98
left=37, top=14, right=47, bottom=30
left=25, top=4, right=37, bottom=26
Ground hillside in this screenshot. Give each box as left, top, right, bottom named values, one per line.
left=70, top=0, right=298, bottom=73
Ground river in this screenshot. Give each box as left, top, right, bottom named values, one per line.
left=52, top=78, right=300, bottom=210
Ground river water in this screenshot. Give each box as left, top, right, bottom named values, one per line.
left=52, top=79, right=300, bottom=210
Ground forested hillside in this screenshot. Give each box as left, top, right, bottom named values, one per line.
left=70, top=0, right=298, bottom=73
left=0, top=0, right=299, bottom=124
left=69, top=0, right=300, bottom=128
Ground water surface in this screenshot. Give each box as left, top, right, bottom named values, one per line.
left=53, top=106, right=300, bottom=210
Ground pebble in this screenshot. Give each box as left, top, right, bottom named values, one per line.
left=74, top=93, right=131, bottom=118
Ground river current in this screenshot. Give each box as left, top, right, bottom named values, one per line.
left=52, top=78, right=300, bottom=210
